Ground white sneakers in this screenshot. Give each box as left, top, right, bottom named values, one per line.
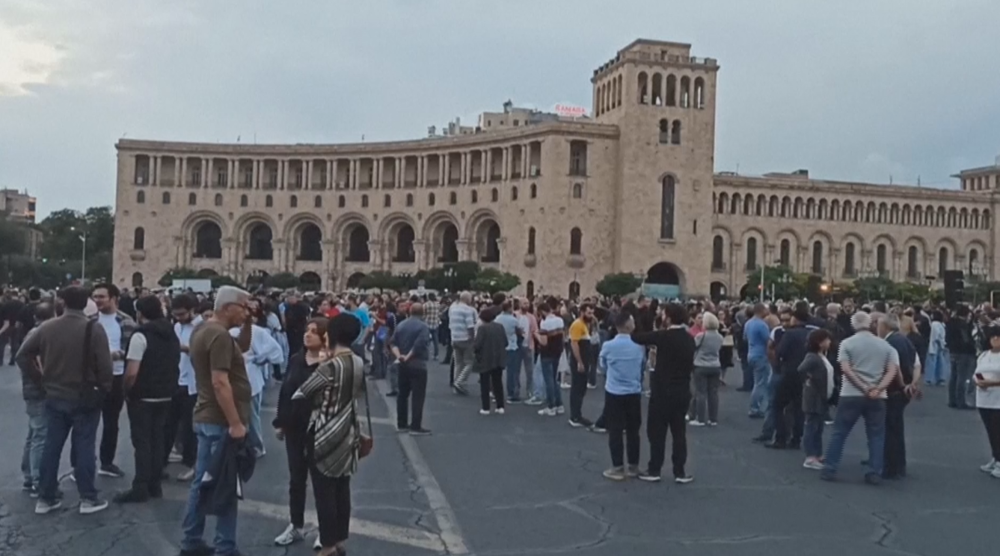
left=980, top=459, right=997, bottom=473
left=479, top=409, right=491, bottom=416
left=538, top=407, right=556, bottom=416
left=274, top=523, right=304, bottom=546
left=34, top=499, right=62, bottom=515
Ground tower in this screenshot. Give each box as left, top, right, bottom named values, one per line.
left=593, top=39, right=719, bottom=297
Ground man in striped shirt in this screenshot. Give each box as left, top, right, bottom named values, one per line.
left=422, top=294, right=441, bottom=360
left=448, top=292, right=478, bottom=395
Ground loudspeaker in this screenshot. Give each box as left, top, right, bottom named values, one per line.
left=943, top=270, right=964, bottom=308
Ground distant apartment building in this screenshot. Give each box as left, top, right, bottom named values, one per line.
left=1, top=188, right=37, bottom=223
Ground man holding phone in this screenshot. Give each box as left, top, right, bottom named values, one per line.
left=91, top=283, right=137, bottom=480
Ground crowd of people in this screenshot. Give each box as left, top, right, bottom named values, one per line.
left=4, top=283, right=1000, bottom=556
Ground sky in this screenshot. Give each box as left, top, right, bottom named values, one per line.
left=2, top=0, right=999, bottom=217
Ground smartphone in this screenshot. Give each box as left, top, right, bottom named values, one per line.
left=976, top=373, right=985, bottom=381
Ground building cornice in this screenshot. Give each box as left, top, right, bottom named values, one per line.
left=713, top=174, right=993, bottom=203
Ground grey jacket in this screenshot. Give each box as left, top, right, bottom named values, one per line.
left=473, top=322, right=508, bottom=373
left=799, top=351, right=831, bottom=415
left=693, top=331, right=723, bottom=368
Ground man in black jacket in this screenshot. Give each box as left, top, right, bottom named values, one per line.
left=946, top=305, right=977, bottom=410
left=880, top=313, right=919, bottom=479
left=765, top=309, right=812, bottom=449
left=115, top=296, right=180, bottom=503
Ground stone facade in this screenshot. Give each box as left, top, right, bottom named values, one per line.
left=112, top=38, right=1000, bottom=298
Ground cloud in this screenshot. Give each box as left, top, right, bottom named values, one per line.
left=0, top=22, right=64, bottom=96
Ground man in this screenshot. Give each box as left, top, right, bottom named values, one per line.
left=448, top=292, right=478, bottom=394
left=821, top=311, right=899, bottom=484
left=496, top=300, right=526, bottom=403
left=946, top=305, right=976, bottom=410
left=599, top=312, right=645, bottom=481
left=234, top=300, right=283, bottom=458
left=1, top=290, right=25, bottom=365
left=744, top=304, right=772, bottom=418
left=283, top=292, right=310, bottom=365
left=166, top=294, right=200, bottom=481
left=880, top=313, right=921, bottom=480
left=91, top=283, right=137, bottom=479
left=423, top=293, right=441, bottom=360
left=517, top=299, right=543, bottom=406
left=390, top=303, right=432, bottom=436
left=17, top=302, right=54, bottom=497
left=115, top=296, right=181, bottom=503
left=762, top=308, right=811, bottom=449
left=17, top=286, right=113, bottom=515
left=535, top=302, right=566, bottom=416
left=345, top=295, right=371, bottom=361
left=632, top=303, right=696, bottom=484
left=181, top=286, right=253, bottom=556
left=568, top=304, right=600, bottom=427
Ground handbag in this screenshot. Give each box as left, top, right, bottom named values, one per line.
left=79, top=320, right=107, bottom=409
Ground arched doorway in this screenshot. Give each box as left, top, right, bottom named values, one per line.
left=131, top=272, right=143, bottom=288
left=439, top=223, right=459, bottom=263
left=194, top=221, right=222, bottom=259
left=346, top=225, right=370, bottom=262
left=300, top=271, right=321, bottom=291
left=393, top=224, right=416, bottom=263
left=644, top=262, right=683, bottom=299
left=346, top=272, right=366, bottom=289
left=298, top=223, right=322, bottom=261
left=568, top=281, right=581, bottom=299
left=246, top=223, right=273, bottom=260
left=526, top=280, right=535, bottom=300
left=710, top=281, right=727, bottom=302
left=475, top=220, right=501, bottom=263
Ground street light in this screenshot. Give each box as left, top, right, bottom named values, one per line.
left=70, top=226, right=87, bottom=283
left=444, top=266, right=455, bottom=293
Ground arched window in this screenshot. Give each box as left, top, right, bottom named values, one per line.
left=651, top=73, right=663, bottom=105
left=572, top=183, right=583, bottom=199
left=490, top=188, right=498, bottom=203
left=314, top=195, right=322, bottom=208
left=907, top=246, right=919, bottom=278
left=712, top=236, right=724, bottom=270
left=338, top=195, right=346, bottom=208
left=384, top=194, right=392, bottom=208
left=731, top=194, right=741, bottom=216
left=361, top=194, right=369, bottom=208
left=660, top=175, right=675, bottom=240
left=188, top=192, right=196, bottom=206
left=812, top=241, right=823, bottom=274
left=133, top=227, right=145, bottom=250
left=779, top=239, right=790, bottom=267
left=680, top=76, right=691, bottom=107
left=131, top=272, right=143, bottom=288
left=743, top=195, right=753, bottom=216
left=717, top=193, right=729, bottom=215
left=214, top=193, right=223, bottom=207
left=970, top=248, right=980, bottom=273
left=694, top=77, right=705, bottom=108
left=844, top=242, right=856, bottom=276
left=136, top=191, right=145, bottom=204
left=511, top=186, right=518, bottom=201
left=746, top=237, right=758, bottom=270
left=290, top=195, right=298, bottom=208
left=449, top=192, right=457, bottom=205
left=569, top=227, right=582, bottom=255
left=671, top=121, right=681, bottom=145
left=471, top=190, right=478, bottom=203
left=527, top=227, right=536, bottom=255
left=637, top=72, right=648, bottom=104
left=162, top=192, right=171, bottom=204
left=406, top=193, right=413, bottom=207
left=530, top=183, right=537, bottom=198
left=665, top=74, right=677, bottom=106
left=658, top=119, right=670, bottom=144
left=265, top=194, right=273, bottom=208
left=938, top=247, right=949, bottom=277
left=429, top=193, right=436, bottom=206
left=240, top=194, right=248, bottom=207
left=877, top=245, right=887, bottom=274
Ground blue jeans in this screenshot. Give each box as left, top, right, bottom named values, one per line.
left=532, top=356, right=545, bottom=400
left=747, top=357, right=772, bottom=415
left=758, top=371, right=782, bottom=438
left=182, top=423, right=239, bottom=555
left=540, top=357, right=562, bottom=409
left=505, top=349, right=521, bottom=400
left=372, top=338, right=387, bottom=379
left=949, top=353, right=976, bottom=409
left=39, top=398, right=100, bottom=502
left=388, top=359, right=399, bottom=393
left=22, top=399, right=48, bottom=487
left=430, top=330, right=439, bottom=358
left=248, top=393, right=263, bottom=455
left=925, top=350, right=950, bottom=384
left=822, top=397, right=886, bottom=476
left=803, top=412, right=825, bottom=458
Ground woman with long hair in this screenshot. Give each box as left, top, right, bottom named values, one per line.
left=474, top=307, right=508, bottom=415
left=974, top=323, right=1000, bottom=479
left=273, top=318, right=329, bottom=549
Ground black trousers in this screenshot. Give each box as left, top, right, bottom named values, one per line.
left=164, top=387, right=197, bottom=468
left=772, top=372, right=804, bottom=444
left=605, top=392, right=642, bottom=467
left=127, top=399, right=169, bottom=495
left=397, top=365, right=428, bottom=430
left=100, top=375, right=126, bottom=466
left=883, top=392, right=909, bottom=478
left=313, top=471, right=351, bottom=548
left=569, top=367, right=589, bottom=421
left=285, top=427, right=310, bottom=529
left=980, top=408, right=1000, bottom=460
left=479, top=368, right=505, bottom=411
left=647, top=390, right=690, bottom=477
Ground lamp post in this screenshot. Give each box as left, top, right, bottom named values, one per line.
left=71, top=226, right=87, bottom=283
left=444, top=266, right=455, bottom=293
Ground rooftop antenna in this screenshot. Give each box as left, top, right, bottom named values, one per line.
left=236, top=135, right=241, bottom=143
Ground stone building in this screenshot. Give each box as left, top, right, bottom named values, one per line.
left=112, top=38, right=998, bottom=298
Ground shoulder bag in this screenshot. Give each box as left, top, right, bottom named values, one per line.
left=79, top=320, right=107, bottom=409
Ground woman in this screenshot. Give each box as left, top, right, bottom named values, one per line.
left=901, top=314, right=928, bottom=374
left=718, top=310, right=734, bottom=385
left=689, top=312, right=723, bottom=426
left=688, top=312, right=705, bottom=338
left=926, top=310, right=949, bottom=386
left=274, top=318, right=328, bottom=549
left=800, top=328, right=834, bottom=471
left=291, top=314, right=367, bottom=556
left=263, top=299, right=289, bottom=381
left=474, top=307, right=508, bottom=415
left=975, top=323, right=1000, bottom=478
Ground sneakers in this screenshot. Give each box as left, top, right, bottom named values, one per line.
left=386, top=391, right=398, bottom=397
left=409, top=428, right=432, bottom=436
left=98, top=464, right=125, bottom=478
left=112, top=488, right=149, bottom=504
left=34, top=499, right=63, bottom=515
left=479, top=409, right=491, bottom=416
left=980, top=459, right=998, bottom=473
left=589, top=424, right=606, bottom=433
left=674, top=474, right=694, bottom=484
left=494, top=408, right=505, bottom=415
left=555, top=406, right=565, bottom=415
left=60, top=471, right=76, bottom=483
left=524, top=396, right=544, bottom=406
left=991, top=467, right=1000, bottom=480
left=637, top=470, right=662, bottom=483
left=452, top=384, right=468, bottom=396
left=313, top=536, right=323, bottom=550
left=864, top=473, right=882, bottom=486
left=707, top=421, right=718, bottom=427
left=568, top=417, right=593, bottom=428
left=689, top=420, right=707, bottom=427
left=168, top=449, right=183, bottom=463
left=177, top=468, right=195, bottom=482
left=274, top=523, right=304, bottom=546
left=79, top=498, right=110, bottom=514
left=507, top=397, right=522, bottom=404
left=586, top=383, right=597, bottom=390
left=537, top=407, right=556, bottom=416
left=626, top=465, right=640, bottom=478
left=602, top=466, right=626, bottom=481
left=802, top=458, right=824, bottom=471
left=560, top=382, right=571, bottom=390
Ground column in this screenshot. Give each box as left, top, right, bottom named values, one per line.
left=179, top=157, right=186, bottom=187
left=282, top=159, right=289, bottom=190
left=413, top=240, right=427, bottom=270
left=443, top=154, right=451, bottom=185
left=151, top=156, right=159, bottom=185
left=419, top=156, right=427, bottom=187
left=482, top=151, right=489, bottom=183
left=350, top=159, right=357, bottom=189
left=229, top=159, right=236, bottom=189
left=485, top=150, right=492, bottom=182
left=460, top=153, right=468, bottom=185
left=502, top=148, right=510, bottom=181
left=327, top=159, right=335, bottom=190
left=397, top=157, right=404, bottom=187
left=204, top=158, right=212, bottom=188
left=304, top=159, right=312, bottom=190
left=254, top=160, right=261, bottom=189
left=173, top=157, right=181, bottom=187
left=522, top=143, right=530, bottom=177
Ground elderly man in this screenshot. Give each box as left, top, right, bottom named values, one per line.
left=821, top=311, right=899, bottom=485
left=391, top=302, right=432, bottom=436
left=448, top=292, right=478, bottom=395
left=879, top=313, right=921, bottom=480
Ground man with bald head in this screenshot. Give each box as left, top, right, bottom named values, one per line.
left=448, top=291, right=478, bottom=395
left=391, top=302, right=432, bottom=435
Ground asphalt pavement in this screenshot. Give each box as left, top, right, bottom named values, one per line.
left=0, top=354, right=996, bottom=556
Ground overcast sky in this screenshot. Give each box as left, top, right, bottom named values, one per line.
left=2, top=0, right=999, bottom=217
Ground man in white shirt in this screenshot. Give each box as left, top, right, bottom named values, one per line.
left=165, top=294, right=201, bottom=480
left=231, top=304, right=283, bottom=458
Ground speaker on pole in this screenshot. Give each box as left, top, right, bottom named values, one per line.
left=943, top=270, right=964, bottom=309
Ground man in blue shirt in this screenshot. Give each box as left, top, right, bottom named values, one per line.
left=599, top=312, right=645, bottom=481
left=345, top=295, right=370, bottom=361
left=494, top=301, right=525, bottom=402
left=390, top=303, right=432, bottom=436
left=743, top=303, right=772, bottom=418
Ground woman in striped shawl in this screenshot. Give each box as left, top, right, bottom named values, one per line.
left=292, top=313, right=366, bottom=556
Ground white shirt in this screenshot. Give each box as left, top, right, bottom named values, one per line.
left=231, top=324, right=283, bottom=397
left=97, top=312, right=124, bottom=376
left=975, top=351, right=1000, bottom=409
left=174, top=317, right=201, bottom=395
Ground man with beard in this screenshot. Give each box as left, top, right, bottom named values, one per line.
left=567, top=304, right=599, bottom=428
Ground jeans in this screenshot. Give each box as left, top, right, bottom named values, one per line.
left=99, top=375, right=126, bottom=467
left=605, top=392, right=642, bottom=467
left=127, top=399, right=169, bottom=495
left=22, top=399, right=48, bottom=487
left=569, top=367, right=589, bottom=421
left=518, top=346, right=535, bottom=397
left=691, top=366, right=721, bottom=423
left=505, top=350, right=522, bottom=400
left=531, top=357, right=545, bottom=400
left=924, top=350, right=950, bottom=385
left=372, top=338, right=388, bottom=379
left=540, top=357, right=562, bottom=409
left=182, top=423, right=239, bottom=555
left=164, top=389, right=197, bottom=468
left=822, top=397, right=886, bottom=477
left=747, top=357, right=772, bottom=416
left=248, top=393, right=264, bottom=455
left=430, top=330, right=439, bottom=358
left=452, top=340, right=474, bottom=387
left=803, top=412, right=825, bottom=458
left=479, top=368, right=505, bottom=411
left=39, top=398, right=100, bottom=502
left=758, top=370, right=782, bottom=439
left=949, top=353, right=976, bottom=409
left=397, top=365, right=428, bottom=430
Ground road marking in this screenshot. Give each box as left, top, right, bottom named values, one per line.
left=164, top=492, right=445, bottom=553
left=375, top=380, right=470, bottom=555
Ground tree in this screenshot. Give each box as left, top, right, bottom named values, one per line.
left=451, top=261, right=481, bottom=291
left=0, top=216, right=28, bottom=257
left=853, top=276, right=898, bottom=302
left=596, top=272, right=642, bottom=298
left=744, top=265, right=803, bottom=300
left=895, top=282, right=931, bottom=304
left=265, top=272, right=301, bottom=290
left=470, top=268, right=520, bottom=294
left=158, top=267, right=200, bottom=287
left=359, top=271, right=404, bottom=291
